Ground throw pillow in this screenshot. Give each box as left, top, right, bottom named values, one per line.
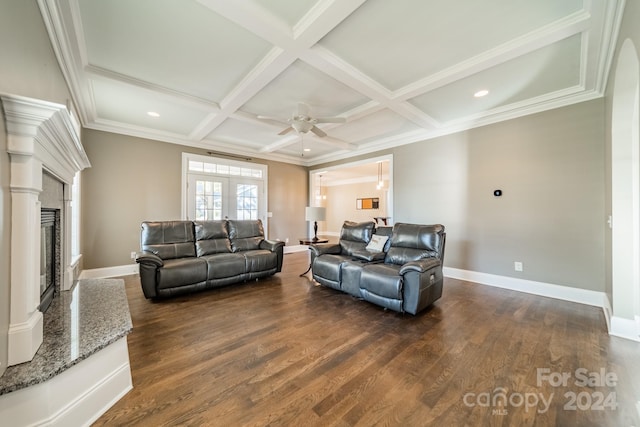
left=366, top=234, right=389, bottom=253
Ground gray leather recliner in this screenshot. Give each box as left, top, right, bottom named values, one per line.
left=311, top=221, right=445, bottom=315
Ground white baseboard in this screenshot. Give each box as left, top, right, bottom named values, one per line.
left=0, top=337, right=132, bottom=426
left=609, top=315, right=640, bottom=342
left=602, top=294, right=613, bottom=332
left=284, top=244, right=308, bottom=254
left=443, top=267, right=607, bottom=308
left=79, top=264, right=138, bottom=280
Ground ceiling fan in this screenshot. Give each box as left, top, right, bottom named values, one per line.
left=257, top=102, right=346, bottom=137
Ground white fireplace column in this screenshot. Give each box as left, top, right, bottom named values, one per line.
left=8, top=151, right=44, bottom=365
left=1, top=94, right=90, bottom=365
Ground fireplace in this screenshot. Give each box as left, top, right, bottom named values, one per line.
left=1, top=93, right=90, bottom=365
left=39, top=209, right=60, bottom=313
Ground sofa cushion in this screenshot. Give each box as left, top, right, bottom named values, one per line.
left=141, top=221, right=196, bottom=260
left=385, top=223, right=445, bottom=265
left=228, top=220, right=264, bottom=252
left=157, top=257, right=207, bottom=289
left=194, top=220, right=231, bottom=256
left=243, top=250, right=277, bottom=272
left=312, top=254, right=347, bottom=290
left=340, top=260, right=365, bottom=297
left=202, top=253, right=247, bottom=279
left=360, top=264, right=403, bottom=299
left=339, top=221, right=375, bottom=256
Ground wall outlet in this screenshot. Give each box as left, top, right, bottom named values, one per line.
left=514, top=261, right=523, bottom=272
left=131, top=251, right=136, bottom=260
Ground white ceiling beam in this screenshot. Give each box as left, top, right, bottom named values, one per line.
left=190, top=0, right=367, bottom=141
left=301, top=47, right=440, bottom=128
left=293, top=0, right=367, bottom=45
left=189, top=47, right=296, bottom=140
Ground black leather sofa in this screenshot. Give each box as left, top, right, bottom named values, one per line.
left=135, top=219, right=284, bottom=299
left=310, top=221, right=446, bottom=315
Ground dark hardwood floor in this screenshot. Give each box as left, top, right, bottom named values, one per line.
left=95, top=252, right=640, bottom=426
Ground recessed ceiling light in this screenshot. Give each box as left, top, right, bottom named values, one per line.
left=303, top=148, right=311, bottom=152
left=474, top=90, right=489, bottom=98
left=147, top=111, right=160, bottom=117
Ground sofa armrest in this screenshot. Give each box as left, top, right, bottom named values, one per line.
left=309, top=243, right=341, bottom=257
left=260, top=239, right=285, bottom=252
left=135, top=251, right=164, bottom=267
left=399, top=258, right=440, bottom=275
left=260, top=239, right=285, bottom=272
left=351, top=250, right=386, bottom=263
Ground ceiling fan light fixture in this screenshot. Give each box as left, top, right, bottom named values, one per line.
left=292, top=120, right=313, bottom=134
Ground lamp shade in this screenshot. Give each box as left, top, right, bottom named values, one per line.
left=305, top=206, right=326, bottom=222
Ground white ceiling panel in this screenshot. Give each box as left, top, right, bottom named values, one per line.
left=79, top=0, right=272, bottom=102
left=279, top=137, right=340, bottom=159
left=91, top=79, right=212, bottom=135
left=39, top=0, right=623, bottom=165
left=330, top=109, right=422, bottom=143
left=241, top=60, right=369, bottom=118
left=205, top=118, right=283, bottom=148
left=409, top=34, right=583, bottom=123
left=318, top=0, right=583, bottom=91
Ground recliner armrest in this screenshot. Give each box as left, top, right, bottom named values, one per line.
left=351, top=250, right=386, bottom=262
left=309, top=243, right=341, bottom=257
left=135, top=251, right=164, bottom=267
left=399, top=258, right=441, bottom=275
left=260, top=239, right=285, bottom=252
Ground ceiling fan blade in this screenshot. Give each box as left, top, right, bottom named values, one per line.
left=310, top=126, right=327, bottom=137
left=257, top=115, right=288, bottom=124
left=316, top=117, right=346, bottom=124
left=297, top=102, right=310, bottom=117
left=278, top=126, right=294, bottom=135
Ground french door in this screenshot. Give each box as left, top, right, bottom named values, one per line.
left=187, top=174, right=264, bottom=222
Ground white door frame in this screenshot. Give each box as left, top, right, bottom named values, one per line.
left=610, top=38, right=640, bottom=341
left=181, top=153, right=269, bottom=235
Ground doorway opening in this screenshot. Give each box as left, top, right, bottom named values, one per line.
left=308, top=155, right=393, bottom=237
left=611, top=38, right=640, bottom=341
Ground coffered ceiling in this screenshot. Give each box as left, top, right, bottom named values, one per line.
left=39, top=0, right=624, bottom=166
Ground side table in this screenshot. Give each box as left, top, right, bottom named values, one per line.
left=299, top=237, right=329, bottom=276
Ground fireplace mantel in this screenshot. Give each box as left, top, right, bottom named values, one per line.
left=1, top=93, right=90, bottom=365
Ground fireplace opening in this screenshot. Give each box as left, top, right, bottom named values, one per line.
left=40, top=208, right=60, bottom=313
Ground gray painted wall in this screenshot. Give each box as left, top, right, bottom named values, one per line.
left=396, top=100, right=605, bottom=291
left=81, top=129, right=308, bottom=269
left=0, top=0, right=74, bottom=376
left=317, top=100, right=606, bottom=292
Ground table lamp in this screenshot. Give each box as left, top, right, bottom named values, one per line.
left=305, top=206, right=326, bottom=242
